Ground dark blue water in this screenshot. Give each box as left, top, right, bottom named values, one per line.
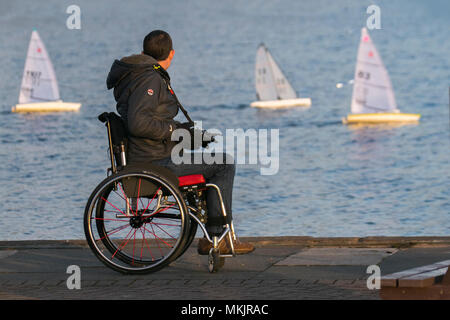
left=0, top=0, right=449, bottom=240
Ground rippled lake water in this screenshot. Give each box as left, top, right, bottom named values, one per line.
left=0, top=0, right=449, bottom=240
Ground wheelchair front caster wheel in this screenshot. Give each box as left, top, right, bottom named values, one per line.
left=208, top=248, right=225, bottom=273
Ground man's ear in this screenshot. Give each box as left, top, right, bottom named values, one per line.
left=169, top=49, right=175, bottom=59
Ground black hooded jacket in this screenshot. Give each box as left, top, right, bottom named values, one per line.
left=106, top=54, right=179, bottom=163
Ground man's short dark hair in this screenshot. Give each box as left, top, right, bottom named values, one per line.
left=143, top=30, right=173, bottom=61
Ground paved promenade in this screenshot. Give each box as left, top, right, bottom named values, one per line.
left=1, top=236, right=450, bottom=300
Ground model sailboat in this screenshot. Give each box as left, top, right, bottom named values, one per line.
left=250, top=43, right=311, bottom=109
left=12, top=30, right=81, bottom=113
left=343, top=28, right=420, bottom=124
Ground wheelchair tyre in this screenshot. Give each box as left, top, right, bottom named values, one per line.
left=172, top=215, right=198, bottom=260
left=84, top=170, right=190, bottom=274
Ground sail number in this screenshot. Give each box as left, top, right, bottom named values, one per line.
left=21, top=87, right=34, bottom=97
left=357, top=70, right=371, bottom=80
left=25, top=70, right=42, bottom=85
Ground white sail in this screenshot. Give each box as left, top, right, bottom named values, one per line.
left=255, top=44, right=297, bottom=101
left=18, top=30, right=60, bottom=104
left=265, top=48, right=297, bottom=99
left=350, top=28, right=398, bottom=114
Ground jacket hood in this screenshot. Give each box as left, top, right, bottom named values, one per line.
left=106, top=54, right=159, bottom=90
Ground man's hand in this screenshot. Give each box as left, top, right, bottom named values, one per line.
left=201, top=130, right=216, bottom=148
left=176, top=122, right=194, bottom=130
left=174, top=122, right=216, bottom=149
left=188, top=128, right=215, bottom=150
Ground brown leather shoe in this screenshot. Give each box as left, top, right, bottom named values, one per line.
left=197, top=237, right=227, bottom=255
left=197, top=237, right=255, bottom=255
left=232, top=238, right=255, bottom=254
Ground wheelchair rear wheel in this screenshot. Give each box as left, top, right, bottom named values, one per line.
left=84, top=170, right=190, bottom=274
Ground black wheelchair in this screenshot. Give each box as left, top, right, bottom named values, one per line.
left=84, top=112, right=237, bottom=274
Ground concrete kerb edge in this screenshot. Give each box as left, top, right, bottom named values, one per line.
left=1, top=236, right=450, bottom=250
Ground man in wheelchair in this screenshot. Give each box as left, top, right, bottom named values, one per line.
left=106, top=30, right=254, bottom=255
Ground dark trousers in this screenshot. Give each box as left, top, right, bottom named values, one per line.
left=152, top=153, right=235, bottom=235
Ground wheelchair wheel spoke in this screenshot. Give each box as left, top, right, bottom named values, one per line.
left=101, top=196, right=126, bottom=216
left=139, top=228, right=146, bottom=260
left=135, top=178, right=141, bottom=216
left=132, top=228, right=137, bottom=264
left=117, top=183, right=134, bottom=216
left=92, top=217, right=126, bottom=222
left=112, top=227, right=136, bottom=259
left=140, top=187, right=161, bottom=216
left=150, top=224, right=164, bottom=257
left=99, top=223, right=129, bottom=240
left=151, top=222, right=181, bottom=227
left=139, top=227, right=155, bottom=261
left=150, top=221, right=178, bottom=240
left=147, top=203, right=176, bottom=218
left=143, top=224, right=173, bottom=249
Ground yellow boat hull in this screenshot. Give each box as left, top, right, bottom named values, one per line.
left=12, top=100, right=81, bottom=113
left=342, top=113, right=421, bottom=124
left=250, top=98, right=311, bottom=109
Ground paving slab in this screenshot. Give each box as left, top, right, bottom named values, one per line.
left=0, top=237, right=449, bottom=300
left=276, top=248, right=397, bottom=266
